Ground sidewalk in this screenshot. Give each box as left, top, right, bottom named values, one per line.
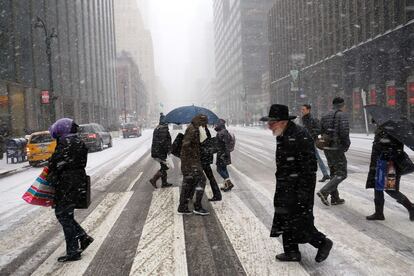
left=0, top=157, right=30, bottom=177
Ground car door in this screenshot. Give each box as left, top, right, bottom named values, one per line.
left=98, top=124, right=109, bottom=145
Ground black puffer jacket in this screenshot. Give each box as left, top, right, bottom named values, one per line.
left=320, top=109, right=350, bottom=151
left=366, top=128, right=404, bottom=189
left=151, top=124, right=171, bottom=160
left=215, top=122, right=231, bottom=166
left=270, top=121, right=318, bottom=243
left=48, top=134, right=88, bottom=207
left=200, top=127, right=216, bottom=166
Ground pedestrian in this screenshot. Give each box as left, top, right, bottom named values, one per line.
left=149, top=114, right=173, bottom=188
left=366, top=123, right=414, bottom=221
left=177, top=114, right=210, bottom=216
left=48, top=118, right=93, bottom=262
left=261, top=104, right=333, bottom=263
left=200, top=126, right=222, bottom=201
left=317, top=97, right=350, bottom=206
left=300, top=104, right=330, bottom=182
left=214, top=119, right=234, bottom=192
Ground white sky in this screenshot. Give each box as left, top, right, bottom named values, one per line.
left=145, top=0, right=214, bottom=112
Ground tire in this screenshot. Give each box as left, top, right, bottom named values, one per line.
left=29, top=161, right=37, bottom=167
left=98, top=140, right=104, bottom=151
left=108, top=138, right=113, bottom=148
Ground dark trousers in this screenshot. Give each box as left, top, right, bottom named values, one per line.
left=374, top=189, right=413, bottom=210
left=216, top=165, right=229, bottom=180
left=203, top=165, right=222, bottom=199
left=282, top=229, right=326, bottom=253
left=320, top=149, right=347, bottom=198
left=179, top=169, right=206, bottom=209
left=55, top=205, right=86, bottom=255
left=158, top=160, right=169, bottom=183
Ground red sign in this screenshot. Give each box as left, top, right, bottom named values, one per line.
left=41, top=90, right=50, bottom=104
left=369, top=88, right=377, bottom=105
left=353, top=91, right=361, bottom=110
left=409, top=82, right=414, bottom=105
left=386, top=86, right=396, bottom=106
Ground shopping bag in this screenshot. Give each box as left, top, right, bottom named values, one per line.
left=375, top=158, right=387, bottom=191
left=22, top=167, right=55, bottom=207
left=385, top=161, right=397, bottom=191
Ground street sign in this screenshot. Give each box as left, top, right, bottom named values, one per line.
left=41, top=90, right=50, bottom=104
left=290, top=70, right=299, bottom=81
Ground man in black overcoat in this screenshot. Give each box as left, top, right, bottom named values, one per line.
left=261, top=104, right=333, bottom=263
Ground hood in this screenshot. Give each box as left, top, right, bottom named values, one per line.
left=191, top=114, right=208, bottom=128
left=49, top=118, right=77, bottom=139
left=214, top=118, right=226, bottom=131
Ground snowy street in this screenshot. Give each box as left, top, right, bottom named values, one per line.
left=1, top=127, right=414, bottom=275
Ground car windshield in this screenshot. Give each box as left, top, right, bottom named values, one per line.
left=30, top=134, right=53, bottom=144
left=79, top=125, right=96, bottom=133
left=124, top=124, right=136, bottom=128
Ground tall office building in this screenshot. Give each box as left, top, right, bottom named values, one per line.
left=0, top=0, right=118, bottom=136
left=269, top=0, right=414, bottom=128
left=213, top=0, right=273, bottom=124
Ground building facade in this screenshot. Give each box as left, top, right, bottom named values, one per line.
left=0, top=0, right=118, bottom=136
left=116, top=52, right=148, bottom=126
left=269, top=0, right=414, bottom=129
left=213, top=0, right=273, bottom=124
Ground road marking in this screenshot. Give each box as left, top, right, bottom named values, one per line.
left=32, top=192, right=133, bottom=276
left=129, top=187, right=187, bottom=276
left=127, top=172, right=143, bottom=192
left=207, top=187, right=309, bottom=276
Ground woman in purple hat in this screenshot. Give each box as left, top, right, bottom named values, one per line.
left=48, top=118, right=93, bottom=262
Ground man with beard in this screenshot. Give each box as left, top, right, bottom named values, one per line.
left=261, top=104, right=332, bottom=262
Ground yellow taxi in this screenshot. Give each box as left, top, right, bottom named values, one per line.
left=27, top=131, right=57, bottom=166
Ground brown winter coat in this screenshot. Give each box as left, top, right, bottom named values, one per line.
left=180, top=114, right=208, bottom=175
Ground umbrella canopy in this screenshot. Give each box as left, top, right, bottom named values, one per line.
left=164, top=105, right=219, bottom=125
left=365, top=105, right=414, bottom=151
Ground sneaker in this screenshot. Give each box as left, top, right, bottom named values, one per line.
left=331, top=198, right=345, bottom=205
left=57, top=252, right=82, bottom=263
left=177, top=207, right=192, bottom=215
left=317, top=191, right=330, bottom=206
left=318, top=175, right=331, bottom=182
left=208, top=196, right=222, bottom=202
left=161, top=182, right=173, bottom=188
left=79, top=235, right=94, bottom=251
left=275, top=252, right=301, bottom=262
left=315, top=238, right=333, bottom=263
left=366, top=213, right=385, bottom=220
left=193, top=207, right=210, bottom=216
left=221, top=180, right=234, bottom=192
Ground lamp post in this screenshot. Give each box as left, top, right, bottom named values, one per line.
left=35, top=16, right=57, bottom=123
left=241, top=87, right=248, bottom=126
left=123, top=82, right=127, bottom=123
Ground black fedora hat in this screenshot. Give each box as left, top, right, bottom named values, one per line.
left=260, top=104, right=297, bottom=122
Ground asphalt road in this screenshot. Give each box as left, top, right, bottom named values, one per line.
left=1, top=127, right=414, bottom=275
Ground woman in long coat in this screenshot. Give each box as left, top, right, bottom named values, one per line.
left=366, top=125, right=414, bottom=221
left=48, top=118, right=93, bottom=262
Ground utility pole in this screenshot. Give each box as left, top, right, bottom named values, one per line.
left=123, top=82, right=127, bottom=123
left=35, top=16, right=57, bottom=123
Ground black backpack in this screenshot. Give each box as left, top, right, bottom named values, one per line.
left=171, top=133, right=184, bottom=158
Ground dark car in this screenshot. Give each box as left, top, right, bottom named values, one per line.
left=122, top=123, right=141, bottom=138
left=79, top=123, right=112, bottom=151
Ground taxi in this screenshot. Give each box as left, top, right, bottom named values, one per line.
left=26, top=131, right=57, bottom=166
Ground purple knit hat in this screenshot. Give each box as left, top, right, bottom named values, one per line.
left=49, top=118, right=75, bottom=139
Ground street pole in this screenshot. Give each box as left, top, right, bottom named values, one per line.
left=35, top=17, right=57, bottom=123
left=361, top=89, right=369, bottom=136
left=123, top=83, right=127, bottom=123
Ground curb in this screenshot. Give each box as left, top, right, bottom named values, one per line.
left=0, top=165, right=32, bottom=179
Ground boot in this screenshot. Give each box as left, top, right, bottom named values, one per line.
left=209, top=178, right=222, bottom=201
left=79, top=235, right=94, bottom=251
left=275, top=252, right=301, bottom=262
left=149, top=171, right=162, bottom=188
left=57, top=251, right=82, bottom=262
left=315, top=238, right=333, bottom=263
left=366, top=199, right=385, bottom=220
left=397, top=196, right=414, bottom=221
left=193, top=190, right=210, bottom=216
left=330, top=190, right=345, bottom=205
left=221, top=179, right=234, bottom=192
left=161, top=172, right=173, bottom=188
left=318, top=175, right=331, bottom=182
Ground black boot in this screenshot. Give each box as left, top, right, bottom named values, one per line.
left=331, top=190, right=345, bottom=205
left=318, top=175, right=331, bottom=182
left=79, top=235, right=94, bottom=251
left=57, top=251, right=82, bottom=262
left=315, top=238, right=333, bottom=263
left=366, top=199, right=385, bottom=220
left=209, top=178, right=222, bottom=201
left=149, top=171, right=162, bottom=188
left=161, top=172, right=173, bottom=188
left=397, top=196, right=414, bottom=221
left=193, top=190, right=210, bottom=216
left=275, top=252, right=301, bottom=262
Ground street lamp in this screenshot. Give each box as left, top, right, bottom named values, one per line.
left=35, top=16, right=58, bottom=123
left=123, top=82, right=127, bottom=123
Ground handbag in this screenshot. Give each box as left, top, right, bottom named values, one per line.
left=76, top=175, right=91, bottom=209
left=171, top=133, right=184, bottom=158
left=22, top=167, right=55, bottom=207
left=394, top=152, right=414, bottom=176
left=375, top=157, right=397, bottom=191
left=315, top=111, right=339, bottom=150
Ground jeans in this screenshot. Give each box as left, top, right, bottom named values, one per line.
left=217, top=165, right=229, bottom=180
left=55, top=205, right=86, bottom=255
left=315, top=147, right=329, bottom=177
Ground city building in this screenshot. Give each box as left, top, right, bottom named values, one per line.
left=213, top=0, right=273, bottom=124
left=114, top=0, right=156, bottom=121
left=0, top=0, right=118, bottom=136
left=269, top=0, right=414, bottom=129
left=116, top=52, right=148, bottom=126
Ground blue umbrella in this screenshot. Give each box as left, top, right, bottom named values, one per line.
left=164, top=105, right=219, bottom=124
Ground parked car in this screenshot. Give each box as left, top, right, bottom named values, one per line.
left=122, top=123, right=141, bottom=138
left=26, top=131, right=57, bottom=167
left=79, top=123, right=112, bottom=151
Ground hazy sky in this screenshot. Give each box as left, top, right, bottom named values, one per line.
left=145, top=0, right=214, bottom=112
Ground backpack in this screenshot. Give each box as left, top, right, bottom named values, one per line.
left=227, top=132, right=236, bottom=152
left=171, top=133, right=184, bottom=158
